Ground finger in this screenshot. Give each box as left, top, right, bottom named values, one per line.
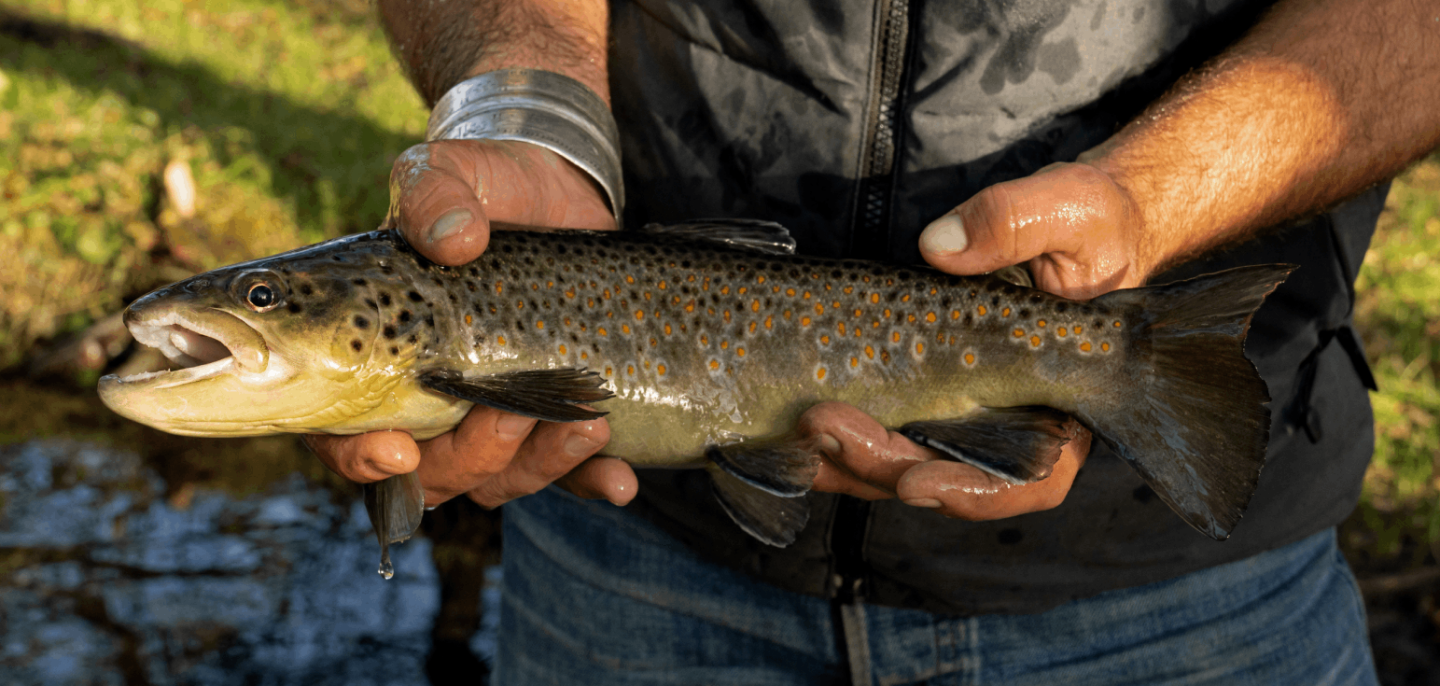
left=896, top=420, right=1093, bottom=520
left=414, top=406, right=539, bottom=505
left=813, top=456, right=895, bottom=501
left=553, top=456, right=639, bottom=506
left=389, top=141, right=616, bottom=266
left=304, top=431, right=420, bottom=484
left=466, top=418, right=612, bottom=508
left=918, top=164, right=1140, bottom=295
left=798, top=401, right=940, bottom=497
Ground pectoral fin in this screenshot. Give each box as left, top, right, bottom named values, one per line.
left=363, top=472, right=425, bottom=579
left=899, top=406, right=1074, bottom=484
left=419, top=368, right=614, bottom=422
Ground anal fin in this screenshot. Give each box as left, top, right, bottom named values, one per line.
left=707, top=464, right=810, bottom=547
left=899, top=406, right=1074, bottom=484
left=419, top=368, right=613, bottom=422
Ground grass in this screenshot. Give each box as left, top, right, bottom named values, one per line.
left=0, top=0, right=427, bottom=367
left=0, top=0, right=1436, bottom=567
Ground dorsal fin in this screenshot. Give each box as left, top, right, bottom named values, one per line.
left=638, top=219, right=796, bottom=255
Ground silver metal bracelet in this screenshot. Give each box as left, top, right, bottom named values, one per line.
left=426, top=69, right=625, bottom=223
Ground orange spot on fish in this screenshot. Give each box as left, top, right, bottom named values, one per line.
left=844, top=286, right=854, bottom=294
left=837, top=322, right=847, bottom=335
left=495, top=283, right=503, bottom=294
left=1038, top=320, right=1047, bottom=328
left=880, top=350, right=891, bottom=363
left=801, top=316, right=812, bottom=327
left=752, top=299, right=761, bottom=312
left=749, top=321, right=757, bottom=333
left=684, top=301, right=696, bottom=313
left=1030, top=335, right=1041, bottom=347
left=785, top=310, right=793, bottom=320
left=738, top=286, right=748, bottom=295
left=516, top=301, right=525, bottom=309
left=621, top=324, right=631, bottom=334
left=851, top=357, right=859, bottom=368
left=803, top=291, right=812, bottom=300
left=815, top=304, right=825, bottom=315
left=581, top=351, right=588, bottom=360
left=559, top=344, right=568, bottom=355
left=724, top=310, right=732, bottom=323
left=536, top=320, right=545, bottom=329
left=1102, top=342, right=1111, bottom=352
left=854, top=309, right=863, bottom=317
left=871, top=293, right=880, bottom=304
left=951, top=310, right=961, bottom=320
left=566, top=288, right=576, bottom=298
left=865, top=345, right=875, bottom=359
left=757, top=276, right=766, bottom=284
left=606, top=366, right=613, bottom=375
left=765, top=315, right=774, bottom=329
left=657, top=364, right=666, bottom=376
left=1013, top=329, right=1025, bottom=338
left=626, top=275, right=635, bottom=284
left=907, top=314, right=916, bottom=323
left=892, top=332, right=901, bottom=343
left=1114, top=321, right=1122, bottom=328
left=787, top=288, right=797, bottom=297
left=964, top=353, right=976, bottom=365
left=820, top=335, right=831, bottom=345
left=1074, top=325, right=1083, bottom=334
left=710, top=360, right=720, bottom=371
left=915, top=342, right=925, bottom=355
left=1057, top=327, right=1068, bottom=337
left=465, top=314, right=472, bottom=325
left=721, top=341, right=729, bottom=349
left=901, top=294, right=911, bottom=303
left=664, top=323, right=673, bottom=336
left=598, top=327, right=608, bottom=336
left=1081, top=342, right=1092, bottom=352
left=635, top=310, right=645, bottom=320
left=1002, top=307, right=1011, bottom=317
left=628, top=364, right=635, bottom=375
left=738, top=347, right=746, bottom=357
left=497, top=335, right=506, bottom=346
left=721, top=286, right=730, bottom=295
left=650, top=337, right=657, bottom=347
left=816, top=368, right=827, bottom=380
left=658, top=281, right=667, bottom=290
left=701, top=335, right=709, bottom=346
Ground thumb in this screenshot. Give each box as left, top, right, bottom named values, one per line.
left=388, top=143, right=493, bottom=266
left=918, top=163, right=1122, bottom=277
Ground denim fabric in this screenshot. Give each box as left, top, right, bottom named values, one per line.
left=495, top=486, right=1377, bottom=686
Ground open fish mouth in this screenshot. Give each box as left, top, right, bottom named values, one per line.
left=108, top=308, right=270, bottom=388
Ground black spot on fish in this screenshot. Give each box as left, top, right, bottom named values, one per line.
left=383, top=326, right=397, bottom=339
left=389, top=346, right=399, bottom=355
left=350, top=340, right=362, bottom=352
left=425, top=315, right=435, bottom=328
left=1054, top=302, right=1069, bottom=313
left=1019, top=309, right=1030, bottom=319
left=365, top=298, right=377, bottom=309
left=1133, top=485, right=1156, bottom=504
left=997, top=528, right=1024, bottom=545
left=380, top=293, right=392, bottom=307
left=408, top=334, right=417, bottom=344
left=287, top=303, right=302, bottom=314
left=501, top=245, right=514, bottom=253
left=354, top=316, right=369, bottom=329
left=407, top=291, right=423, bottom=302
left=300, top=284, right=314, bottom=296
left=352, top=278, right=367, bottom=286
left=399, top=311, right=411, bottom=323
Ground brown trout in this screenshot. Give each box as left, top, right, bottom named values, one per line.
left=99, top=221, right=1291, bottom=575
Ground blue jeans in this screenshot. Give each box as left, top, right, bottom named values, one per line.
left=495, top=487, right=1377, bottom=685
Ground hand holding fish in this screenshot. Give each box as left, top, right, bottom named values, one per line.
left=802, top=162, right=1135, bottom=519
left=305, top=139, right=633, bottom=510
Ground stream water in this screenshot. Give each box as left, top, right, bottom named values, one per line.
left=0, top=439, right=499, bottom=685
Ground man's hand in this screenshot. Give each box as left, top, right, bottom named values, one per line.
left=306, top=139, right=637, bottom=509
left=804, top=163, right=1126, bottom=519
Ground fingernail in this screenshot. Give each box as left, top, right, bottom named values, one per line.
left=904, top=498, right=943, bottom=509
left=495, top=414, right=536, bottom=440
left=815, top=434, right=841, bottom=455
left=919, top=214, right=968, bottom=255
left=563, top=433, right=600, bottom=457
left=608, top=481, right=629, bottom=507
left=427, top=208, right=472, bottom=243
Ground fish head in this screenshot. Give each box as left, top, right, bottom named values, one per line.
left=99, top=232, right=448, bottom=437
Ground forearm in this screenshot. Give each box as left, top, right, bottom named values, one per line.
left=1086, top=0, right=1440, bottom=275
left=378, top=0, right=609, bottom=106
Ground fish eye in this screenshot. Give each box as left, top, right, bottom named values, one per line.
left=246, top=283, right=278, bottom=311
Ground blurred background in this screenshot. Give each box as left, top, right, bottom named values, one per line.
left=0, top=0, right=1436, bottom=684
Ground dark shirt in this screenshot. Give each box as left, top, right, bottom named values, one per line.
left=605, top=0, right=1380, bottom=614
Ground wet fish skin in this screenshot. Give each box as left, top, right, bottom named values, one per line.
left=99, top=221, right=1291, bottom=565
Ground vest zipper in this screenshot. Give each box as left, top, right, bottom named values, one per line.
left=849, top=0, right=914, bottom=260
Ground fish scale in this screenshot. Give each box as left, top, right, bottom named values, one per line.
left=100, top=220, right=1292, bottom=570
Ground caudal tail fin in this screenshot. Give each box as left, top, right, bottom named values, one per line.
left=1083, top=264, right=1295, bottom=540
